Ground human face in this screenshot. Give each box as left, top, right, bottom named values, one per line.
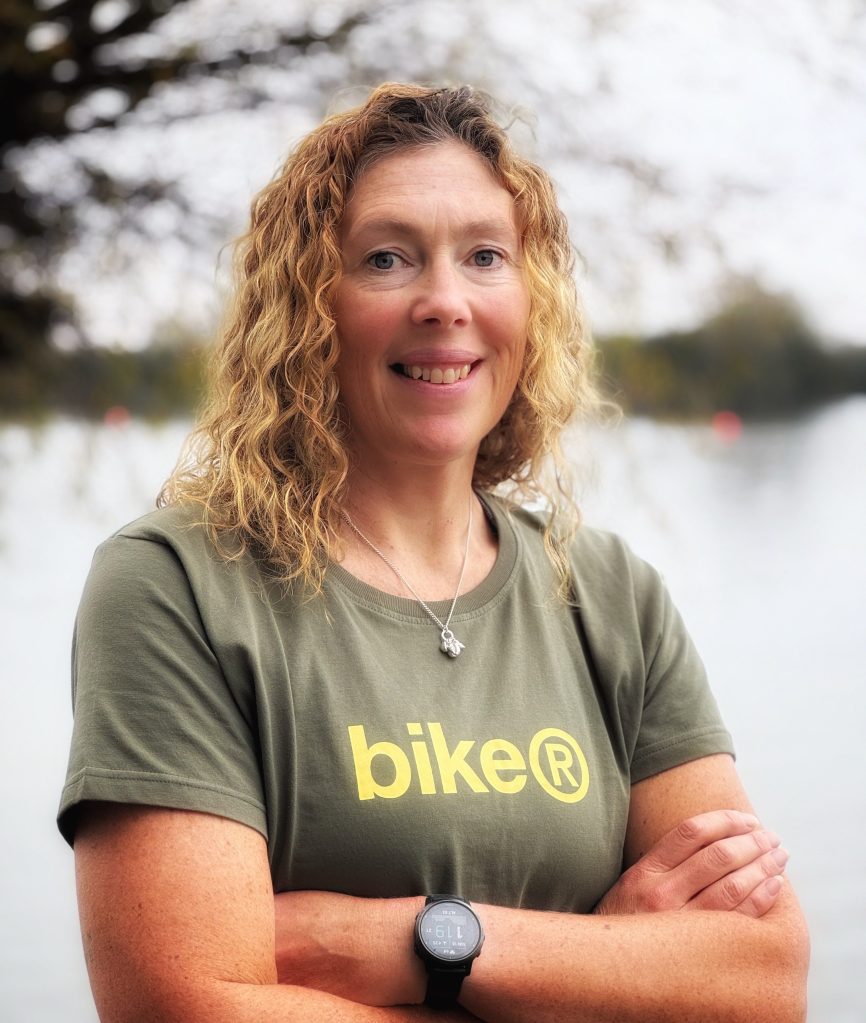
left=332, top=142, right=530, bottom=477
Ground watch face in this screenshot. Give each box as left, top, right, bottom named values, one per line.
left=417, top=900, right=482, bottom=962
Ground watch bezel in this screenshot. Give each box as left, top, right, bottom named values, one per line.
left=414, top=896, right=484, bottom=964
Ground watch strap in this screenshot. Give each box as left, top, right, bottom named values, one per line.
left=420, top=895, right=478, bottom=1010
left=424, top=965, right=470, bottom=1009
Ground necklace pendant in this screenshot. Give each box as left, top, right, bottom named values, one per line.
left=440, top=628, right=465, bottom=658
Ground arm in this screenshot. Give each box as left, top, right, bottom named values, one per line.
left=74, top=803, right=478, bottom=1023
left=459, top=754, right=809, bottom=1023
left=274, top=755, right=809, bottom=1022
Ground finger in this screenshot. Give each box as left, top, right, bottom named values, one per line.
left=687, top=845, right=789, bottom=912
left=734, top=874, right=786, bottom=919
left=668, top=828, right=782, bottom=898
left=644, top=810, right=761, bottom=872
left=652, top=830, right=780, bottom=908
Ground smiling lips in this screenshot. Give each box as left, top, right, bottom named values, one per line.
left=399, top=363, right=473, bottom=384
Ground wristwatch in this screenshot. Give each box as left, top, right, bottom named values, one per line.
left=414, top=895, right=484, bottom=1009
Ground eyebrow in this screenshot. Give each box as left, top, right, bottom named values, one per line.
left=346, top=216, right=518, bottom=241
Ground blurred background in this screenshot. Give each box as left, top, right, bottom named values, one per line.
left=1, top=1, right=864, bottom=1020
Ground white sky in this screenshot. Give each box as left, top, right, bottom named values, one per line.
left=572, top=0, right=866, bottom=342
left=38, top=0, right=866, bottom=348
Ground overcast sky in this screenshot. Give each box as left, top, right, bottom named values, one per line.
left=46, top=0, right=866, bottom=348
left=563, top=0, right=866, bottom=343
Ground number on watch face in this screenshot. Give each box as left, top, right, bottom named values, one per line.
left=420, top=903, right=481, bottom=958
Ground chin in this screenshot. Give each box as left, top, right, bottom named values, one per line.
left=392, top=435, right=482, bottom=470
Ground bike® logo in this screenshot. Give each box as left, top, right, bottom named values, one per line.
left=347, top=722, right=589, bottom=804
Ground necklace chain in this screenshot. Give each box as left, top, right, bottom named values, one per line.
left=342, top=495, right=473, bottom=658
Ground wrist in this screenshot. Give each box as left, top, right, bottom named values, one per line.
left=413, top=896, right=485, bottom=1010
left=387, top=895, right=428, bottom=1005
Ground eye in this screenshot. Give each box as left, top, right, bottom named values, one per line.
left=367, top=251, right=401, bottom=271
left=472, top=249, right=502, bottom=268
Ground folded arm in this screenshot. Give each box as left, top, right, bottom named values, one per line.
left=461, top=755, right=809, bottom=1022
left=462, top=891, right=805, bottom=1023
left=75, top=755, right=808, bottom=1022
left=275, top=755, right=809, bottom=1023
left=73, top=803, right=477, bottom=1023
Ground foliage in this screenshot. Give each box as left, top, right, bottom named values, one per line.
left=597, top=282, right=866, bottom=419
left=4, top=279, right=863, bottom=423
left=0, top=0, right=370, bottom=362
left=0, top=340, right=205, bottom=422
left=3, top=3, right=863, bottom=422
left=2, top=0, right=708, bottom=361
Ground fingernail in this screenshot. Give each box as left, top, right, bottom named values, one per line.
left=766, top=875, right=785, bottom=895
left=765, top=830, right=782, bottom=847
left=741, top=813, right=761, bottom=828
left=771, top=847, right=789, bottom=868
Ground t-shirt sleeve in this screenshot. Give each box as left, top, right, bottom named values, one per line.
left=628, top=559, right=735, bottom=783
left=570, top=528, right=734, bottom=785
left=57, top=532, right=267, bottom=846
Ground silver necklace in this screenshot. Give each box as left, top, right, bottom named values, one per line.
left=342, top=496, right=473, bottom=658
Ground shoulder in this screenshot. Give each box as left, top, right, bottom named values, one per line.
left=75, top=506, right=282, bottom=685
left=570, top=524, right=661, bottom=596
left=566, top=523, right=671, bottom=638
left=487, top=494, right=655, bottom=591
left=487, top=494, right=671, bottom=630
left=93, top=503, right=246, bottom=568
left=83, top=504, right=253, bottom=614
left=107, top=503, right=213, bottom=552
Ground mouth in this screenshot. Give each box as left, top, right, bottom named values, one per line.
left=391, top=362, right=473, bottom=385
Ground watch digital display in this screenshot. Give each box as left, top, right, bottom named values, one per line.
left=417, top=900, right=483, bottom=960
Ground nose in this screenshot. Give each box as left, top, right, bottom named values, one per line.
left=410, top=261, right=471, bottom=328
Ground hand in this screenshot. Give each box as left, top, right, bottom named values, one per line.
left=274, top=890, right=427, bottom=1006
left=595, top=809, right=788, bottom=919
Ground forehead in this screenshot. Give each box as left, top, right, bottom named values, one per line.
left=340, top=143, right=519, bottom=237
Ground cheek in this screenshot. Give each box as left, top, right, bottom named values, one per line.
left=335, top=291, right=401, bottom=356
left=496, top=284, right=530, bottom=351
left=501, top=309, right=529, bottom=375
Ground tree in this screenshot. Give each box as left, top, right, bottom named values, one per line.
left=597, top=280, right=866, bottom=419
left=0, top=0, right=371, bottom=365
left=3, top=0, right=860, bottom=399
left=5, top=0, right=681, bottom=364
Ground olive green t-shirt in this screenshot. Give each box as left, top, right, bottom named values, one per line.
left=58, top=496, right=733, bottom=913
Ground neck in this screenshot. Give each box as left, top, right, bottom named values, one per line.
left=339, top=460, right=497, bottom=601
left=344, top=454, right=478, bottom=542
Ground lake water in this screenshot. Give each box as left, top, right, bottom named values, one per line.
left=1, top=401, right=864, bottom=1021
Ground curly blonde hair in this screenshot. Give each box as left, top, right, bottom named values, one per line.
left=160, top=83, right=601, bottom=595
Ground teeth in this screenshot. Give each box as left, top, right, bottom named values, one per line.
left=402, top=364, right=472, bottom=384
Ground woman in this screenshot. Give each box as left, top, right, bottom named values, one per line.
left=59, top=84, right=808, bottom=1021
